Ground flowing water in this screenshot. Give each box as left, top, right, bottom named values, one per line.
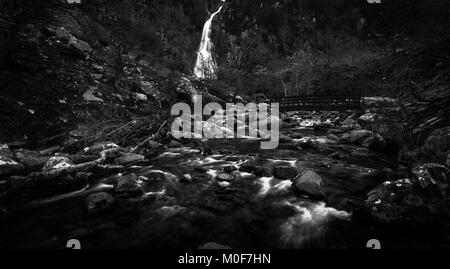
left=193, top=4, right=224, bottom=79
left=2, top=113, right=444, bottom=249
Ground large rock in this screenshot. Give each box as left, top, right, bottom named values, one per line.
left=239, top=162, right=257, bottom=174
left=115, top=173, right=143, bottom=195
left=15, top=149, right=50, bottom=171
left=362, top=134, right=387, bottom=151
left=421, top=126, right=450, bottom=164
left=293, top=171, right=325, bottom=199
left=346, top=130, right=373, bottom=143
left=68, top=36, right=92, bottom=58
left=114, top=153, right=145, bottom=165
left=55, top=27, right=92, bottom=58
left=167, top=140, right=184, bottom=149
left=176, top=77, right=199, bottom=103
left=357, top=112, right=379, bottom=125
left=366, top=179, right=428, bottom=224
left=412, top=163, right=450, bottom=199
left=0, top=156, right=24, bottom=176
left=85, top=192, right=115, bottom=213
left=341, top=119, right=360, bottom=131
left=357, top=111, right=402, bottom=142
left=0, top=144, right=12, bottom=158
left=42, top=156, right=74, bottom=173
left=216, top=173, right=235, bottom=182
left=273, top=166, right=298, bottom=180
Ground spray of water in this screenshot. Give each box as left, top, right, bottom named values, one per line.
left=193, top=2, right=225, bottom=79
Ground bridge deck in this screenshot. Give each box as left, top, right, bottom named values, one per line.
left=270, top=95, right=362, bottom=111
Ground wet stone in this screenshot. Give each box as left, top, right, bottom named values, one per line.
left=239, top=162, right=257, bottom=174
left=412, top=163, right=450, bottom=199
left=86, top=192, right=115, bottom=213
left=216, top=173, right=235, bottom=182
left=168, top=140, right=184, bottom=148
left=115, top=173, right=144, bottom=196
left=253, top=166, right=272, bottom=177
left=0, top=156, right=24, bottom=176
left=273, top=166, right=298, bottom=180
left=293, top=171, right=326, bottom=200
left=366, top=179, right=429, bottom=224
left=114, top=153, right=145, bottom=165
left=223, top=165, right=238, bottom=173
left=42, top=156, right=74, bottom=173
left=0, top=144, right=12, bottom=158
left=181, top=174, right=193, bottom=183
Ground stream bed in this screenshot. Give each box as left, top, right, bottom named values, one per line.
left=2, top=112, right=447, bottom=249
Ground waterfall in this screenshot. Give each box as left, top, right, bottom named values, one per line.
left=193, top=3, right=224, bottom=79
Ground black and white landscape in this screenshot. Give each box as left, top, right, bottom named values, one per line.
left=0, top=0, right=449, bottom=249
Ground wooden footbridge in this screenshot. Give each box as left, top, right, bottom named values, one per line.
left=270, top=95, right=362, bottom=112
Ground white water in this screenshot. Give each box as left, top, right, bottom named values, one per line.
left=193, top=3, right=224, bottom=79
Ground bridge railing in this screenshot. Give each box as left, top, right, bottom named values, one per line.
left=270, top=95, right=362, bottom=111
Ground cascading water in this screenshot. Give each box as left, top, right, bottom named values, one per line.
left=193, top=2, right=224, bottom=79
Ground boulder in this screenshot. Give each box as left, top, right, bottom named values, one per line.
left=181, top=174, right=193, bottom=183
left=296, top=138, right=316, bottom=149
left=85, top=192, right=115, bottom=213
left=132, top=92, right=148, bottom=101
left=234, top=95, right=245, bottom=103
left=0, top=156, right=24, bottom=176
left=412, top=163, right=450, bottom=199
left=42, top=156, right=74, bottom=173
left=0, top=144, right=12, bottom=158
left=366, top=179, right=428, bottom=224
left=167, top=140, right=184, bottom=148
left=176, top=77, right=199, bottom=103
left=14, top=149, right=49, bottom=171
left=341, top=119, right=360, bottom=131
left=422, top=126, right=450, bottom=164
left=115, top=173, right=143, bottom=195
left=216, top=173, right=235, bottom=182
left=147, top=140, right=162, bottom=149
left=68, top=36, right=93, bottom=58
left=346, top=130, right=373, bottom=143
left=239, top=162, right=257, bottom=174
left=223, top=165, right=238, bottom=173
left=114, top=153, right=145, bottom=165
left=273, top=166, right=298, bottom=180
left=293, top=171, right=325, bottom=199
left=253, top=166, right=273, bottom=177
left=362, top=134, right=387, bottom=150
left=55, top=27, right=92, bottom=58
